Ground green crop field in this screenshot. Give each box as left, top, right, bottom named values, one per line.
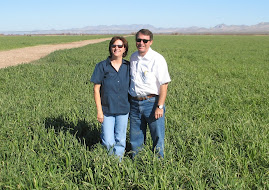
left=0, top=35, right=113, bottom=51
left=0, top=35, right=268, bottom=189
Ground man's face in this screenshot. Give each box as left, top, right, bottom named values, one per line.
left=136, top=33, right=153, bottom=56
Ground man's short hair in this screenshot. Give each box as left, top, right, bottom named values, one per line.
left=136, top=29, right=153, bottom=41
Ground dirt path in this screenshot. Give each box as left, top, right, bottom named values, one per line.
left=0, top=37, right=112, bottom=69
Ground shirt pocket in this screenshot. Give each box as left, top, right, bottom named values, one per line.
left=142, top=70, right=155, bottom=84
left=104, top=71, right=116, bottom=79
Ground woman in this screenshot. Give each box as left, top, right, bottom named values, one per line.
left=90, top=36, right=129, bottom=159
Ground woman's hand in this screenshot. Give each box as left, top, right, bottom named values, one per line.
left=97, top=111, right=104, bottom=123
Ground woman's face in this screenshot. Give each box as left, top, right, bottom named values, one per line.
left=110, top=39, right=125, bottom=58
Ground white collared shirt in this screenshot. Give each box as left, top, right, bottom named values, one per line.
left=129, top=48, right=171, bottom=97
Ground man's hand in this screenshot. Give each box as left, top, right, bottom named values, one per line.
left=155, top=107, right=164, bottom=119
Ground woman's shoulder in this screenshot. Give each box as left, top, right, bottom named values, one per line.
left=95, top=57, right=110, bottom=67
left=123, top=59, right=130, bottom=64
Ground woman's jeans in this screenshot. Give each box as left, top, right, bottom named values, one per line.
left=101, top=113, right=129, bottom=158
left=130, top=96, right=165, bottom=158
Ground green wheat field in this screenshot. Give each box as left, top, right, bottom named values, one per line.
left=0, top=35, right=268, bottom=189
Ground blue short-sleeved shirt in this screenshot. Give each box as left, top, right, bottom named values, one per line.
left=91, top=57, right=130, bottom=115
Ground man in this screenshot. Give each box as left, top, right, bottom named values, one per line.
left=129, top=29, right=171, bottom=158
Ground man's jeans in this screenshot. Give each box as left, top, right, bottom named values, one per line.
left=101, top=113, right=129, bottom=158
left=130, top=96, right=165, bottom=158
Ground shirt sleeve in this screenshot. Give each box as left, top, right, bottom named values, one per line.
left=90, top=62, right=105, bottom=84
left=155, top=55, right=171, bottom=85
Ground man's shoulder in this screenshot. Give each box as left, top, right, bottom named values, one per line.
left=130, top=51, right=139, bottom=57
left=130, top=51, right=139, bottom=62
left=148, top=49, right=166, bottom=63
left=151, top=49, right=164, bottom=58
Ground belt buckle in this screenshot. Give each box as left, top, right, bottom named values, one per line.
left=135, top=96, right=146, bottom=101
left=134, top=94, right=155, bottom=101
left=138, top=96, right=145, bottom=101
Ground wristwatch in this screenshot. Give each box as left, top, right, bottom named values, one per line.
left=158, top=105, right=164, bottom=109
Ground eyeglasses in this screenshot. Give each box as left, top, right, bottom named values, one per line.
left=136, top=39, right=151, bottom=43
left=111, top=44, right=124, bottom=48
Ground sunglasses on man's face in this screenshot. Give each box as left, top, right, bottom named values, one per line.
left=111, top=44, right=124, bottom=48
left=136, top=39, right=150, bottom=43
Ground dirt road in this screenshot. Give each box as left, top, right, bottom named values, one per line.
left=0, top=37, right=111, bottom=69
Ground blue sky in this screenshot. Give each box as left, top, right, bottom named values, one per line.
left=0, top=0, right=268, bottom=31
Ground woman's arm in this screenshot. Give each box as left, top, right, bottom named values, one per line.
left=93, top=84, right=104, bottom=123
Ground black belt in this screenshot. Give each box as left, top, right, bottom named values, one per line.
left=131, top=94, right=156, bottom=101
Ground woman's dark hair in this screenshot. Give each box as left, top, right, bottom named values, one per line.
left=135, top=29, right=153, bottom=41
left=109, top=36, right=128, bottom=58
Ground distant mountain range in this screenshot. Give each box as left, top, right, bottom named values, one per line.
left=1, top=22, right=269, bottom=35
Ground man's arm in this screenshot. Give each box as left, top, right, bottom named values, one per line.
left=155, top=83, right=168, bottom=119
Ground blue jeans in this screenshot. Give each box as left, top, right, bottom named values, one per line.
left=101, top=113, right=129, bottom=158
left=130, top=96, right=165, bottom=158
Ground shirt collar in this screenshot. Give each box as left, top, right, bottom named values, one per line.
left=105, top=57, right=111, bottom=66
left=105, top=57, right=127, bottom=66
left=138, top=47, right=154, bottom=60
